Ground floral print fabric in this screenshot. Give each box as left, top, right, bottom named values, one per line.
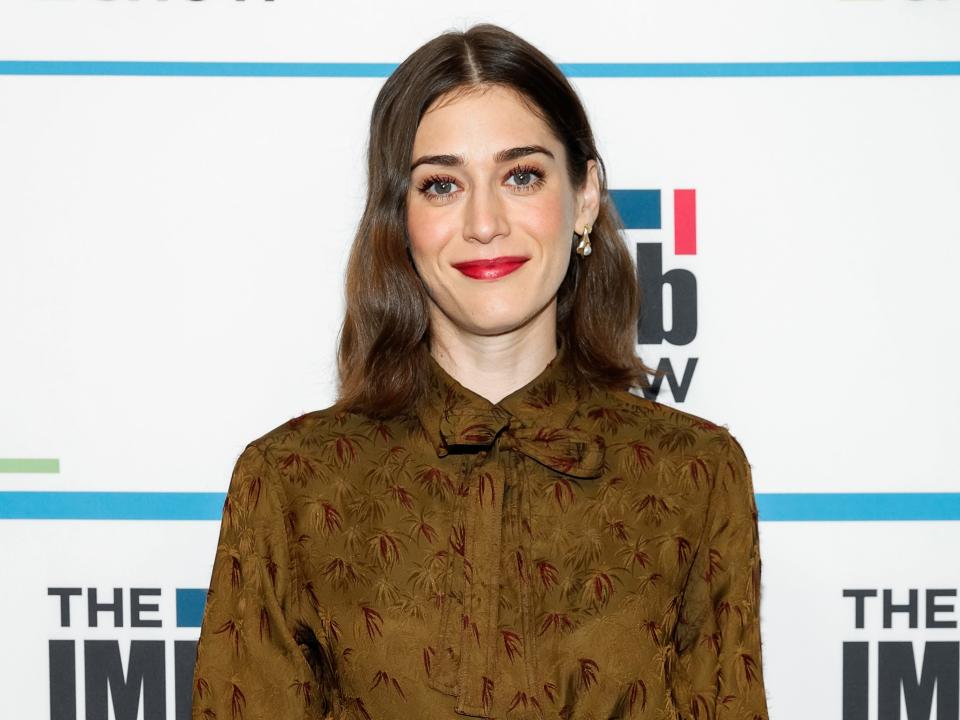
left=192, top=341, right=769, bottom=720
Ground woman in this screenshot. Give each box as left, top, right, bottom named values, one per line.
left=192, top=23, right=769, bottom=720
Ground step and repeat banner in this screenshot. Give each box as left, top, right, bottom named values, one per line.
left=1, top=2, right=959, bottom=719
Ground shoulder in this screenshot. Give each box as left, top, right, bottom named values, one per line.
left=593, top=387, right=745, bottom=450
left=606, top=387, right=725, bottom=428
left=244, top=405, right=338, bottom=452
left=586, top=386, right=752, bottom=484
left=235, top=403, right=417, bottom=488
left=243, top=403, right=393, bottom=452
left=596, top=388, right=757, bottom=512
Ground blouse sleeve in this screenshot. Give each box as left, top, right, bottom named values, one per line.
left=192, top=443, right=330, bottom=720
left=670, top=430, right=770, bottom=719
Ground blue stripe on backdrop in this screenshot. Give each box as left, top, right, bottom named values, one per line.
left=175, top=588, right=207, bottom=628
left=609, top=190, right=661, bottom=229
left=1, top=61, right=959, bottom=78
left=1, top=491, right=959, bottom=521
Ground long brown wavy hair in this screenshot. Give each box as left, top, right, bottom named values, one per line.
left=333, top=23, right=657, bottom=419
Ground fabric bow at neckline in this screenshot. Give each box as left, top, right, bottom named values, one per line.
left=437, top=406, right=605, bottom=480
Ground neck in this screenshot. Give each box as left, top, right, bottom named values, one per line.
left=427, top=301, right=559, bottom=405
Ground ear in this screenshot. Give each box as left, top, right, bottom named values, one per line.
left=575, top=159, right=601, bottom=232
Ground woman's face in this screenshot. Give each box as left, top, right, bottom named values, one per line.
left=406, top=84, right=598, bottom=340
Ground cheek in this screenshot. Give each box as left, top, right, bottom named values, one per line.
left=405, top=198, right=448, bottom=263
left=524, top=193, right=573, bottom=269
left=526, top=192, right=569, bottom=235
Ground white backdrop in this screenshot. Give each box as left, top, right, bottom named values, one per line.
left=2, top=2, right=959, bottom=719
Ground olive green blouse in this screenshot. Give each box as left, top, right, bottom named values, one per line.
left=192, top=341, right=769, bottom=720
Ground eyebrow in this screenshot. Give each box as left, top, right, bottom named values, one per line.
left=409, top=144, right=555, bottom=172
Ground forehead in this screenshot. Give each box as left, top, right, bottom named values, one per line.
left=412, top=85, right=556, bottom=157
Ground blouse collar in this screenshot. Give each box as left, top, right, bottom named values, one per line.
left=415, top=336, right=585, bottom=459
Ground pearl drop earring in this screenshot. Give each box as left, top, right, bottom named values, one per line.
left=575, top=224, right=592, bottom=257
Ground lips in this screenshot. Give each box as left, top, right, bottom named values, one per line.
left=451, top=256, right=529, bottom=280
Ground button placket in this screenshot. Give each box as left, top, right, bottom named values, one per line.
left=428, top=455, right=473, bottom=696
left=509, top=450, right=542, bottom=704
left=452, top=446, right=506, bottom=717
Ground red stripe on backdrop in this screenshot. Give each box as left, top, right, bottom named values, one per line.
left=674, top=189, right=697, bottom=255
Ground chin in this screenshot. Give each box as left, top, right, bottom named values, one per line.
left=461, top=309, right=533, bottom=336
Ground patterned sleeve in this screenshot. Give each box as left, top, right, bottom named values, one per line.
left=670, top=430, right=770, bottom=719
left=192, top=443, right=330, bottom=720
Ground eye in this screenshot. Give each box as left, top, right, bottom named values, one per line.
left=505, top=164, right=547, bottom=192
left=416, top=175, right=461, bottom=202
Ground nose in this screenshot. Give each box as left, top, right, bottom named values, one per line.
left=462, top=179, right=509, bottom=245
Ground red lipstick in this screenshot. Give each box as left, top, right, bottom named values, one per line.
left=451, top=256, right=529, bottom=280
